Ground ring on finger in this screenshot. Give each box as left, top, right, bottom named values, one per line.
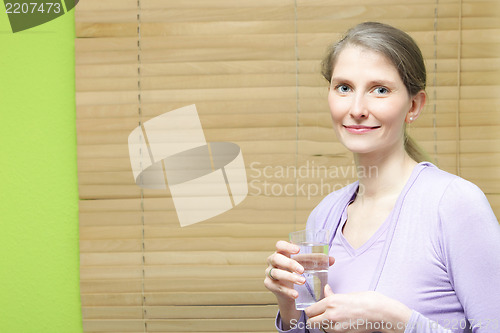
left=268, top=267, right=278, bottom=281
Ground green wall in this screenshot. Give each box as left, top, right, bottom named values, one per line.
left=0, top=9, right=82, bottom=333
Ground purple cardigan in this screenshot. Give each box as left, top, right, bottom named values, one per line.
left=276, top=162, right=500, bottom=333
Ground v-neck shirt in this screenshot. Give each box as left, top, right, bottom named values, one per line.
left=329, top=199, right=392, bottom=293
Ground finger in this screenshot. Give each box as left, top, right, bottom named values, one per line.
left=306, top=312, right=332, bottom=332
left=276, top=240, right=300, bottom=256
left=263, top=276, right=300, bottom=299
left=304, top=295, right=330, bottom=318
left=266, top=267, right=306, bottom=285
left=329, top=256, right=335, bottom=266
left=324, top=284, right=334, bottom=297
left=267, top=252, right=304, bottom=274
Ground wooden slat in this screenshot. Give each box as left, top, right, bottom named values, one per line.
left=145, top=305, right=278, bottom=319
left=80, top=225, right=293, bottom=241
left=75, top=17, right=500, bottom=38
left=80, top=237, right=286, bottom=253
left=296, top=0, right=459, bottom=5
left=77, top=195, right=320, bottom=213
left=76, top=21, right=296, bottom=38
left=76, top=74, right=297, bottom=92
left=81, top=305, right=278, bottom=320
left=144, top=278, right=268, bottom=293
left=76, top=87, right=297, bottom=106
left=83, top=318, right=275, bottom=332
left=81, top=291, right=275, bottom=306
left=79, top=210, right=304, bottom=226
left=76, top=100, right=298, bottom=120
left=76, top=61, right=297, bottom=78
left=77, top=7, right=296, bottom=23
left=76, top=34, right=297, bottom=52
left=76, top=0, right=293, bottom=12
left=297, top=18, right=460, bottom=33
left=296, top=4, right=459, bottom=20
left=145, top=318, right=275, bottom=332
left=76, top=47, right=296, bottom=66
left=80, top=278, right=266, bottom=294
left=144, top=291, right=275, bottom=305
left=80, top=279, right=144, bottom=293
left=75, top=0, right=465, bottom=12
left=82, top=306, right=143, bottom=320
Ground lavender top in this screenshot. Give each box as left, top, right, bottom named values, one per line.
left=276, top=162, right=500, bottom=332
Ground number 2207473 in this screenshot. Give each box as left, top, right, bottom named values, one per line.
left=5, top=2, right=62, bottom=14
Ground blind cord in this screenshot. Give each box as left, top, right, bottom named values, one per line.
left=433, top=0, right=439, bottom=166
left=456, top=0, right=463, bottom=176
left=137, top=0, right=147, bottom=331
left=293, top=0, right=300, bottom=232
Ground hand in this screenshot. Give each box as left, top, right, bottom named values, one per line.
left=264, top=240, right=335, bottom=330
left=264, top=240, right=335, bottom=301
left=305, top=285, right=412, bottom=333
left=264, top=240, right=306, bottom=301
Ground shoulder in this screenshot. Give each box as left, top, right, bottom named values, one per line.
left=423, top=163, right=488, bottom=204
left=416, top=163, right=497, bottom=224
left=415, top=162, right=487, bottom=203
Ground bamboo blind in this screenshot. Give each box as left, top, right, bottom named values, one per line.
left=76, top=0, right=500, bottom=332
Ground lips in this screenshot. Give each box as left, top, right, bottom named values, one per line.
left=343, top=125, right=381, bottom=134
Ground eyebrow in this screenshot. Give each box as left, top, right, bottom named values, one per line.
left=330, top=77, right=397, bottom=87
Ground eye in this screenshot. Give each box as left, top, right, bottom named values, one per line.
left=335, top=84, right=351, bottom=94
left=373, top=86, right=390, bottom=95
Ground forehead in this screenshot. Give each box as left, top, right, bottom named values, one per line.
left=332, top=45, right=400, bottom=80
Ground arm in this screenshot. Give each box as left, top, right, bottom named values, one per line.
left=437, top=179, right=500, bottom=332
left=404, top=312, right=453, bottom=333
left=305, top=287, right=458, bottom=333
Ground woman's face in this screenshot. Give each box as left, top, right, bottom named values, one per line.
left=328, top=45, right=419, bottom=157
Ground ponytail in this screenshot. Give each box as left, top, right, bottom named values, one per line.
left=404, top=131, right=433, bottom=164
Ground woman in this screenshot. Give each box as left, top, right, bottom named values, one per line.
left=264, top=22, right=500, bottom=333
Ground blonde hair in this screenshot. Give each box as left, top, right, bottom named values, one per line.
left=321, top=22, right=430, bottom=163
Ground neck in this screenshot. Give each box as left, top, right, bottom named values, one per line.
left=354, top=146, right=418, bottom=201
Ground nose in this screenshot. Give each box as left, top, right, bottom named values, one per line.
left=349, top=93, right=368, bottom=119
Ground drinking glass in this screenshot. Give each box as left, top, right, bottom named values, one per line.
left=289, top=228, right=330, bottom=310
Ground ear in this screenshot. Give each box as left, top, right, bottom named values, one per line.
left=406, top=90, right=426, bottom=123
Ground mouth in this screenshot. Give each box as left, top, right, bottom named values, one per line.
left=343, top=125, right=381, bottom=134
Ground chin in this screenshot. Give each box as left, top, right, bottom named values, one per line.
left=341, top=143, right=377, bottom=155
left=338, top=137, right=376, bottom=154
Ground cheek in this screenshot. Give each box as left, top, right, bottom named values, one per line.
left=327, top=93, right=348, bottom=123
left=372, top=99, right=409, bottom=125
left=372, top=103, right=407, bottom=137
